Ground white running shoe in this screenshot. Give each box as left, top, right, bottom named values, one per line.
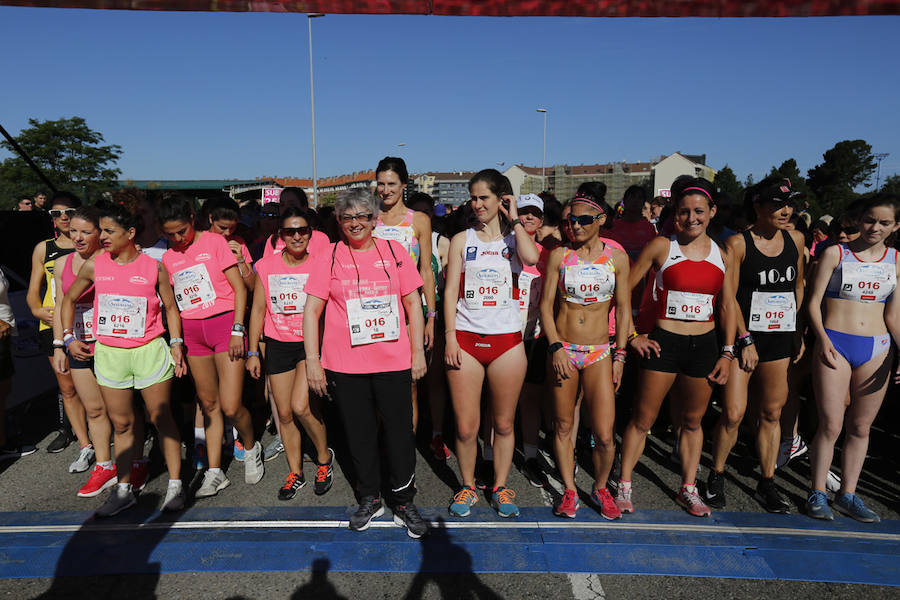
left=68, top=445, right=95, bottom=474
left=195, top=469, right=230, bottom=498
left=162, top=481, right=186, bottom=511
left=826, top=469, right=842, bottom=493
left=244, top=442, right=265, bottom=485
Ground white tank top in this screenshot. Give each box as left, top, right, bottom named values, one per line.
left=455, top=228, right=522, bottom=335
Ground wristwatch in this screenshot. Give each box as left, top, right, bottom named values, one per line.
left=548, top=342, right=564, bottom=355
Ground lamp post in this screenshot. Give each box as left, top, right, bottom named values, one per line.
left=536, top=108, right=548, bottom=192
left=874, top=152, right=889, bottom=191
left=308, top=13, right=325, bottom=208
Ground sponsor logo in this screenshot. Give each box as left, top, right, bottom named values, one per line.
left=374, top=260, right=390, bottom=268
left=502, top=246, right=512, bottom=260
left=129, top=276, right=148, bottom=285
left=474, top=342, right=491, bottom=348
left=764, top=294, right=789, bottom=306
left=476, top=269, right=501, bottom=282
left=480, top=250, right=500, bottom=256
left=361, top=299, right=390, bottom=311
left=106, top=297, right=136, bottom=311
left=95, top=276, right=115, bottom=281
left=465, top=247, right=477, bottom=261
left=196, top=253, right=212, bottom=261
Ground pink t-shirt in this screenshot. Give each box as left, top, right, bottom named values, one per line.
left=305, top=238, right=423, bottom=374
left=92, top=252, right=165, bottom=348
left=607, top=219, right=657, bottom=263
left=265, top=230, right=330, bottom=258
left=254, top=253, right=318, bottom=343
left=162, top=232, right=238, bottom=320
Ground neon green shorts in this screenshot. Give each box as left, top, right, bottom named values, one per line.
left=94, top=337, right=175, bottom=390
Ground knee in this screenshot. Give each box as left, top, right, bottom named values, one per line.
left=681, top=417, right=703, bottom=433
left=456, top=423, right=479, bottom=443
left=723, top=406, right=746, bottom=429
left=493, top=419, right=514, bottom=438
left=759, top=406, right=782, bottom=425
left=293, top=404, right=313, bottom=423
left=85, top=405, right=106, bottom=421
left=59, top=383, right=77, bottom=400
left=555, top=419, right=575, bottom=440
left=221, top=403, right=245, bottom=421
left=844, top=421, right=871, bottom=440
left=631, top=414, right=655, bottom=434
left=818, top=420, right=843, bottom=442
left=592, top=432, right=614, bottom=451
left=277, top=406, right=295, bottom=426
left=197, top=394, right=219, bottom=414
left=110, top=416, right=133, bottom=436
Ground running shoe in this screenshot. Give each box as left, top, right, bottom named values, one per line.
left=776, top=435, right=808, bottom=469
left=449, top=486, right=478, bottom=517
left=806, top=490, right=834, bottom=520
left=130, top=458, right=149, bottom=493
left=161, top=481, right=186, bottom=512
left=243, top=441, right=264, bottom=484
left=614, top=481, right=634, bottom=514
left=278, top=472, right=306, bottom=501
left=676, top=486, right=711, bottom=517
left=0, top=444, right=37, bottom=460
left=553, top=489, right=579, bottom=519
left=263, top=436, right=284, bottom=462
left=314, top=448, right=335, bottom=496
left=826, top=469, right=842, bottom=493
left=474, top=460, right=494, bottom=490
left=233, top=440, right=246, bottom=462
left=592, top=487, right=622, bottom=520
left=756, top=478, right=791, bottom=514
left=47, top=429, right=72, bottom=454
left=77, top=464, right=118, bottom=498
left=196, top=469, right=231, bottom=498
left=834, top=492, right=880, bottom=523
left=521, top=457, right=545, bottom=488
left=349, top=496, right=384, bottom=531
left=68, top=445, right=95, bottom=474
left=95, top=485, right=136, bottom=517
left=430, top=434, right=451, bottom=461
left=704, top=470, right=727, bottom=509
left=194, top=443, right=208, bottom=470
left=491, top=486, right=520, bottom=518
left=393, top=503, right=429, bottom=539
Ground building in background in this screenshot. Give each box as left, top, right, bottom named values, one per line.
left=650, top=153, right=716, bottom=197
left=414, top=171, right=475, bottom=207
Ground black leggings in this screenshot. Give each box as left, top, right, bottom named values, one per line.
left=327, top=369, right=416, bottom=505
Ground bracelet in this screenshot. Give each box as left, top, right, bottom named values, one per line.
left=510, top=218, right=523, bottom=229
left=738, top=332, right=751, bottom=340
left=230, top=331, right=245, bottom=337
left=614, top=348, right=628, bottom=356
left=62, top=328, right=73, bottom=335
left=52, top=339, right=65, bottom=349
left=169, top=337, right=184, bottom=346
left=629, top=330, right=639, bottom=339
left=548, top=341, right=564, bottom=355
left=613, top=354, right=627, bottom=364
left=247, top=350, right=260, bottom=358
left=426, top=311, right=438, bottom=319
left=721, top=344, right=735, bottom=355
left=720, top=352, right=735, bottom=361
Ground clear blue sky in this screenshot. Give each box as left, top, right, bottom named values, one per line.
left=1, top=7, right=898, bottom=187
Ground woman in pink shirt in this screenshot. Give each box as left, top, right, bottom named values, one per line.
left=247, top=208, right=333, bottom=501
left=205, top=197, right=256, bottom=290
left=304, top=189, right=427, bottom=539
left=159, top=196, right=264, bottom=499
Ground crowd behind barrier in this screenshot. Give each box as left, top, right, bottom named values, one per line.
left=0, top=162, right=898, bottom=537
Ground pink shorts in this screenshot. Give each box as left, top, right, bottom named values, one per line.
left=182, top=311, right=239, bottom=357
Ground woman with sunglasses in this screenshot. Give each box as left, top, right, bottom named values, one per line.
left=444, top=170, right=540, bottom=519
left=159, top=195, right=264, bottom=498
left=26, top=192, right=83, bottom=458
left=261, top=188, right=332, bottom=258
left=706, top=178, right=806, bottom=514
left=304, top=189, right=427, bottom=538
left=247, top=208, right=334, bottom=500
left=51, top=206, right=117, bottom=498
left=60, top=203, right=186, bottom=517
left=616, top=177, right=736, bottom=517
left=540, top=195, right=632, bottom=519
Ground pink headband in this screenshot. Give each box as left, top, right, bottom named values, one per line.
left=571, top=196, right=607, bottom=213
left=682, top=187, right=713, bottom=200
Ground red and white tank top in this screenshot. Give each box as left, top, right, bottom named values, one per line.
left=92, top=252, right=165, bottom=348
left=61, top=254, right=96, bottom=342
left=653, top=236, right=725, bottom=322
left=456, top=228, right=522, bottom=335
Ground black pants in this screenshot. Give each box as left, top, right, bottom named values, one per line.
left=327, top=369, right=416, bottom=505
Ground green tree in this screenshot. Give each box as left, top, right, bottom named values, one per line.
left=880, top=173, right=900, bottom=195
left=807, top=139, right=876, bottom=215
left=714, top=164, right=743, bottom=202
left=0, top=117, right=122, bottom=209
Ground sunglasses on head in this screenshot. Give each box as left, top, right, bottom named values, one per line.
left=566, top=213, right=604, bottom=227
left=49, top=208, right=76, bottom=218
left=280, top=226, right=312, bottom=238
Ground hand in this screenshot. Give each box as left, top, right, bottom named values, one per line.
left=612, top=359, right=625, bottom=392
left=707, top=357, right=731, bottom=385
left=306, top=358, right=328, bottom=396
left=411, top=349, right=427, bottom=381
left=228, top=240, right=243, bottom=260
left=629, top=334, right=661, bottom=359
left=792, top=335, right=806, bottom=364
left=894, top=362, right=900, bottom=385
left=817, top=340, right=840, bottom=370
left=423, top=318, right=435, bottom=352
left=34, top=307, right=54, bottom=326
left=68, top=340, right=93, bottom=362
left=444, top=336, right=462, bottom=369
left=229, top=334, right=245, bottom=361
left=552, top=347, right=575, bottom=380
left=499, top=194, right=518, bottom=221
left=53, top=349, right=70, bottom=375
left=0, top=320, right=10, bottom=338
left=246, top=355, right=261, bottom=379
left=738, top=344, right=758, bottom=372
left=171, top=343, right=187, bottom=377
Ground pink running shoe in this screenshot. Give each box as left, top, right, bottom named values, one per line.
left=77, top=464, right=118, bottom=498
left=430, top=434, right=451, bottom=461
left=592, top=487, right=622, bottom=520
left=677, top=485, right=711, bottom=517
left=614, top=481, right=634, bottom=514
left=553, top=489, right=579, bottom=519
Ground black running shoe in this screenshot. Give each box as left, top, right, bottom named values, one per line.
left=314, top=448, right=335, bottom=496
left=393, top=503, right=429, bottom=539
left=0, top=444, right=37, bottom=461
left=47, top=429, right=72, bottom=453
left=756, top=478, right=791, bottom=514
left=521, top=457, right=544, bottom=488
left=475, top=460, right=494, bottom=490
left=704, top=470, right=726, bottom=509
left=277, top=472, right=306, bottom=501
left=349, top=496, right=384, bottom=531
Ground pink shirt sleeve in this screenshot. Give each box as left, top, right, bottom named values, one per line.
left=304, top=243, right=334, bottom=300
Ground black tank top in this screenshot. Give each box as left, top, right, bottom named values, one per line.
left=45, top=238, right=74, bottom=265
left=736, top=229, right=798, bottom=318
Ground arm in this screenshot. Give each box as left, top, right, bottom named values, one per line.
left=790, top=229, right=808, bottom=362
left=501, top=195, right=540, bottom=266
left=628, top=236, right=667, bottom=291
left=246, top=275, right=267, bottom=379
left=26, top=241, right=52, bottom=325
left=58, top=256, right=95, bottom=366
left=438, top=235, right=450, bottom=271
left=443, top=232, right=466, bottom=368
left=806, top=244, right=842, bottom=369
left=223, top=264, right=247, bottom=361
left=158, top=262, right=186, bottom=377
left=51, top=256, right=71, bottom=373
left=709, top=246, right=737, bottom=385
left=230, top=240, right=255, bottom=290
left=611, top=249, right=633, bottom=390
left=414, top=212, right=436, bottom=351
left=539, top=247, right=574, bottom=380
left=303, top=295, right=328, bottom=396
left=402, top=289, right=427, bottom=381
left=885, top=263, right=900, bottom=384
left=725, top=235, right=757, bottom=371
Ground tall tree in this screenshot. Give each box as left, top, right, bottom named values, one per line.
left=0, top=117, right=121, bottom=209
left=714, top=164, right=743, bottom=203
left=880, top=173, right=900, bottom=195
left=807, top=139, right=876, bottom=215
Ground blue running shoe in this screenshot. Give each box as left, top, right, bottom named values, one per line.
left=806, top=490, right=834, bottom=521
left=449, top=486, right=478, bottom=517
left=233, top=440, right=246, bottom=462
left=194, top=443, right=208, bottom=470
left=834, top=492, right=880, bottom=523
left=491, top=486, right=520, bottom=518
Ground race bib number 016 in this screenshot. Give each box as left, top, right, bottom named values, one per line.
left=564, top=264, right=613, bottom=305
left=269, top=273, right=309, bottom=314
left=345, top=281, right=400, bottom=346
left=464, top=264, right=512, bottom=310
left=749, top=291, right=796, bottom=331
left=74, top=303, right=95, bottom=341
left=96, top=294, right=147, bottom=338
left=173, top=263, right=217, bottom=311
left=840, top=262, right=896, bottom=303
left=665, top=290, right=714, bottom=321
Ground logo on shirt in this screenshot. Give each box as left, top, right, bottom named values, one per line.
left=96, top=276, right=114, bottom=282
left=466, top=247, right=477, bottom=261
left=502, top=246, right=512, bottom=260
left=196, top=253, right=212, bottom=261
left=669, top=255, right=682, bottom=261
left=129, top=276, right=148, bottom=285
left=374, top=260, right=390, bottom=269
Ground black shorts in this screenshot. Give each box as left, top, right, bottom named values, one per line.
left=0, top=336, right=14, bottom=380
left=39, top=329, right=54, bottom=357
left=523, top=337, right=549, bottom=384
left=263, top=337, right=306, bottom=375
left=641, top=327, right=719, bottom=379
left=68, top=343, right=95, bottom=370
left=743, top=331, right=793, bottom=363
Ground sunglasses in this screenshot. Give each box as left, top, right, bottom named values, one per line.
left=280, top=226, right=312, bottom=238
left=566, top=214, right=604, bottom=227
left=49, top=208, right=77, bottom=218
left=340, top=213, right=373, bottom=224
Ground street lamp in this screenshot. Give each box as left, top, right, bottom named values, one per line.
left=874, top=152, right=889, bottom=191
left=308, top=13, right=325, bottom=208
left=536, top=108, right=548, bottom=192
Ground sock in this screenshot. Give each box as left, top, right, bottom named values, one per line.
left=482, top=446, right=493, bottom=462
left=523, top=443, right=538, bottom=459
left=80, top=444, right=92, bottom=450
left=98, top=461, right=113, bottom=469
left=682, top=482, right=697, bottom=493
left=116, top=482, right=132, bottom=492
left=620, top=480, right=632, bottom=488
left=208, top=467, right=222, bottom=475
left=194, top=427, right=205, bottom=444
left=168, top=479, right=183, bottom=489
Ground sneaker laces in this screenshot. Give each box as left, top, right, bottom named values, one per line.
left=560, top=489, right=577, bottom=510
left=282, top=473, right=300, bottom=490
left=316, top=462, right=331, bottom=483
left=681, top=487, right=706, bottom=508
left=453, top=487, right=478, bottom=505
left=494, top=487, right=517, bottom=505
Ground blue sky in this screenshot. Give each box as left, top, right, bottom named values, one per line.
left=1, top=8, right=898, bottom=187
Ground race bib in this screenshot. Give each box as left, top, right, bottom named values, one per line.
left=840, top=262, right=896, bottom=303
left=173, top=263, right=217, bottom=311
left=464, top=263, right=512, bottom=310
left=564, top=264, right=614, bottom=305
left=96, top=294, right=147, bottom=338
left=345, top=282, right=400, bottom=346
left=749, top=291, right=796, bottom=332
left=665, top=290, right=714, bottom=321
left=74, top=302, right=95, bottom=341
left=374, top=225, right=414, bottom=255
left=269, top=273, right=308, bottom=314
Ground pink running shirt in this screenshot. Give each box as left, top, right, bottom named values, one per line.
left=162, top=232, right=238, bottom=320
left=265, top=230, right=330, bottom=259
left=254, top=253, right=319, bottom=342
left=92, top=252, right=165, bottom=348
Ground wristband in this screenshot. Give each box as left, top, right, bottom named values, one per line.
left=720, top=352, right=735, bottom=361
left=510, top=218, right=523, bottom=229
left=738, top=332, right=751, bottom=340
left=721, top=344, right=735, bottom=355
left=169, top=337, right=184, bottom=346
left=230, top=331, right=245, bottom=338
left=548, top=341, right=564, bottom=355
left=62, top=328, right=74, bottom=335
left=613, top=354, right=627, bottom=364
left=52, top=339, right=65, bottom=349
left=445, top=328, right=456, bottom=334
left=736, top=333, right=755, bottom=349
left=247, top=351, right=260, bottom=358
left=426, top=311, right=438, bottom=319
